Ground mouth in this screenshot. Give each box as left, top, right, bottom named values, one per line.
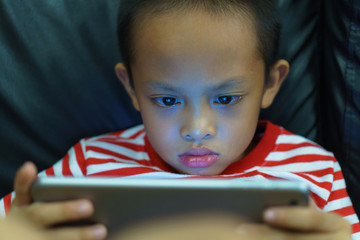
left=178, top=147, right=220, bottom=168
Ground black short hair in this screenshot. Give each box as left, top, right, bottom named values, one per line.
left=117, top=0, right=281, bottom=84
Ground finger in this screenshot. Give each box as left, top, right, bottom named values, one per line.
left=45, top=224, right=107, bottom=240
left=12, top=162, right=38, bottom=207
left=263, top=206, right=352, bottom=233
left=24, top=199, right=94, bottom=227
left=309, top=198, right=318, bottom=209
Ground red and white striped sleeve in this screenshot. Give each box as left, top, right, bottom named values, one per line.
left=38, top=140, right=87, bottom=178
left=323, top=162, right=360, bottom=239
left=0, top=190, right=15, bottom=217
left=254, top=125, right=360, bottom=239
left=0, top=140, right=88, bottom=217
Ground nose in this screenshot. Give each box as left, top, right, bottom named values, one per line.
left=180, top=108, right=217, bottom=143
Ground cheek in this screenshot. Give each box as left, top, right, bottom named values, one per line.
left=217, top=110, right=259, bottom=151
left=140, top=106, right=181, bottom=147
left=145, top=120, right=178, bottom=140
left=219, top=122, right=251, bottom=143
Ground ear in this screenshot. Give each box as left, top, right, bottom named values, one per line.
left=261, top=59, right=290, bottom=109
left=115, top=63, right=140, bottom=111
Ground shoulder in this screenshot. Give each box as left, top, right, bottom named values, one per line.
left=84, top=124, right=146, bottom=145
left=260, top=121, right=338, bottom=184
left=78, top=124, right=147, bottom=160
left=265, top=121, right=335, bottom=160
left=259, top=122, right=342, bottom=209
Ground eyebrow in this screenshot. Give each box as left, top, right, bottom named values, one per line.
left=147, top=82, right=180, bottom=92
left=146, top=76, right=247, bottom=93
left=211, top=77, right=247, bottom=91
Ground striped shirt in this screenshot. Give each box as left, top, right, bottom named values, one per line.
left=1, top=121, right=359, bottom=239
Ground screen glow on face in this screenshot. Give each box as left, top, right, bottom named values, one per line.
left=128, top=11, right=268, bottom=175
left=152, top=95, right=242, bottom=108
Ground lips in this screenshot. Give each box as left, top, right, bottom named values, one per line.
left=179, top=147, right=219, bottom=168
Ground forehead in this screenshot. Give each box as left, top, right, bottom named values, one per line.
left=131, top=10, right=264, bottom=83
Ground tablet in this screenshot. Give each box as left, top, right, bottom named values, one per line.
left=31, top=177, right=309, bottom=236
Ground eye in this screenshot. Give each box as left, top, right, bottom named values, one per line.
left=214, top=95, right=242, bottom=105
left=153, top=97, right=181, bottom=107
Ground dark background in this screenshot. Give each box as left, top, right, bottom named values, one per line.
left=0, top=0, right=359, bottom=215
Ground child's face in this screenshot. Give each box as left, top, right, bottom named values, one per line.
left=117, top=11, right=288, bottom=175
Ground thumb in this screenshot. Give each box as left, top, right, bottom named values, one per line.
left=263, top=206, right=351, bottom=233
left=12, top=162, right=38, bottom=207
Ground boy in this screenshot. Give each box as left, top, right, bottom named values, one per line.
left=1, top=0, right=359, bottom=239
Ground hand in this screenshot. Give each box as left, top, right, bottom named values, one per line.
left=235, top=206, right=353, bottom=240
left=0, top=217, right=47, bottom=240
left=8, top=162, right=107, bottom=240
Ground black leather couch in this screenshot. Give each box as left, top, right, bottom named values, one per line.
left=0, top=0, right=359, bottom=216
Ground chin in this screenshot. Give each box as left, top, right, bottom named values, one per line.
left=183, top=168, right=223, bottom=176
